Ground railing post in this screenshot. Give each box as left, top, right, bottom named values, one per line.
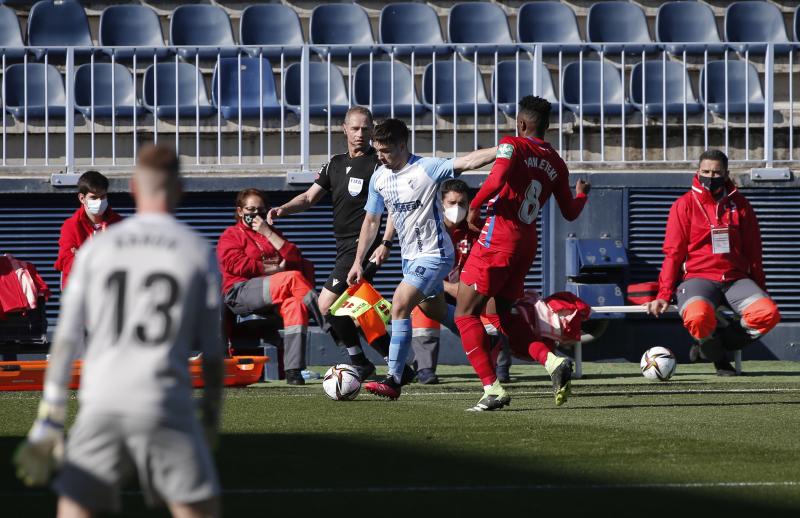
left=764, top=43, right=774, bottom=167
left=533, top=43, right=542, bottom=97
left=300, top=44, right=310, bottom=172
left=65, top=47, right=75, bottom=174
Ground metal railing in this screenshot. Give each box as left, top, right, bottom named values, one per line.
left=0, top=42, right=795, bottom=174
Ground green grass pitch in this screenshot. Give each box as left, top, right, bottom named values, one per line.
left=1, top=361, right=799, bottom=517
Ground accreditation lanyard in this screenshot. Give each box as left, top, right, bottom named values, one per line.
left=691, top=192, right=731, bottom=255
left=239, top=225, right=275, bottom=263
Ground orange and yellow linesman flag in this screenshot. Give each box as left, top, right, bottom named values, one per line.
left=329, top=281, right=391, bottom=344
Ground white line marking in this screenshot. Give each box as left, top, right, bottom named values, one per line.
left=225, top=388, right=800, bottom=398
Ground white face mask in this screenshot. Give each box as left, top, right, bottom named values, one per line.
left=444, top=205, right=466, bottom=225
left=86, top=198, right=108, bottom=216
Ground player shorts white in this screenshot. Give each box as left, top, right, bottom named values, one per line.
left=54, top=410, right=220, bottom=513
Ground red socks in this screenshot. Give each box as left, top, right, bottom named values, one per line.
left=527, top=340, right=554, bottom=366
left=455, top=315, right=496, bottom=386
left=483, top=312, right=554, bottom=366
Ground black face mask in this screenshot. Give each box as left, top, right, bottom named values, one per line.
left=699, top=175, right=726, bottom=194
left=243, top=211, right=266, bottom=226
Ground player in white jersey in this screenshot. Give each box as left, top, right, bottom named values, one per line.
left=347, top=118, right=496, bottom=400
left=14, top=146, right=224, bottom=518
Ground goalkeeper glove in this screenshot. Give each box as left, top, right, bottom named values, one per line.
left=13, top=401, right=66, bottom=487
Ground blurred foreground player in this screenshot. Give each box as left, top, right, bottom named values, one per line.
left=15, top=145, right=224, bottom=518
left=455, top=96, right=590, bottom=411
left=646, top=150, right=780, bottom=375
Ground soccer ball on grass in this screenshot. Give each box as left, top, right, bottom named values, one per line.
left=640, top=347, right=677, bottom=381
left=322, top=364, right=362, bottom=400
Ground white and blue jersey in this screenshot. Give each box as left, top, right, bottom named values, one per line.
left=365, top=155, right=457, bottom=262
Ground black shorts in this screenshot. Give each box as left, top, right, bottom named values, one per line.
left=324, top=235, right=381, bottom=295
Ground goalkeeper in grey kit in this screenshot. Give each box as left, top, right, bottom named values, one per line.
left=14, top=145, right=224, bottom=518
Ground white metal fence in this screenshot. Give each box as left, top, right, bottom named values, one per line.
left=0, top=42, right=796, bottom=173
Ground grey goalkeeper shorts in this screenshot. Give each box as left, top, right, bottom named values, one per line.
left=54, top=411, right=220, bottom=513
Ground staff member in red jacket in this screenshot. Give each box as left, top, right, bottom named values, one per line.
left=54, top=171, right=122, bottom=289
left=217, top=188, right=323, bottom=385
left=646, top=150, right=780, bottom=375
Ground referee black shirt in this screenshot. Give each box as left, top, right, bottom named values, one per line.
left=314, top=147, right=381, bottom=239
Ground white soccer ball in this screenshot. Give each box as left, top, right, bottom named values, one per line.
left=640, top=347, right=677, bottom=381
left=322, top=364, right=362, bottom=401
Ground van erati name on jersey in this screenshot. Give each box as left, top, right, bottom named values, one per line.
left=393, top=200, right=422, bottom=213
left=115, top=234, right=178, bottom=250
left=524, top=156, right=558, bottom=181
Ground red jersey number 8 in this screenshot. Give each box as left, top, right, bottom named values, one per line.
left=518, top=179, right=543, bottom=224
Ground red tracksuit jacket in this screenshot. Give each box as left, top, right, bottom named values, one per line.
left=657, top=176, right=766, bottom=301
left=217, top=221, right=304, bottom=294
left=54, top=206, right=122, bottom=289
left=0, top=255, right=50, bottom=317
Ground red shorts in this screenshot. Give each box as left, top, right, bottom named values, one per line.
left=459, top=243, right=537, bottom=301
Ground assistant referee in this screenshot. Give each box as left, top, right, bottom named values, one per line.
left=268, top=107, right=394, bottom=380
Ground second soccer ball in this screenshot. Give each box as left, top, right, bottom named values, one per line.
left=640, top=347, right=677, bottom=381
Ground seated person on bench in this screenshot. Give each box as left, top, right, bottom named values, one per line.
left=217, top=188, right=324, bottom=385
left=646, top=150, right=781, bottom=376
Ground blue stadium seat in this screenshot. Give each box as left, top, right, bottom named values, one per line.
left=4, top=63, right=66, bottom=119
left=211, top=57, right=282, bottom=120
left=170, top=5, right=238, bottom=60
left=796, top=7, right=799, bottom=42
left=142, top=62, right=216, bottom=119
left=699, top=60, right=765, bottom=114
left=448, top=3, right=517, bottom=55
left=353, top=62, right=425, bottom=117
left=27, top=0, right=93, bottom=60
left=517, top=2, right=583, bottom=54
left=74, top=63, right=144, bottom=119
left=0, top=6, right=25, bottom=60
left=561, top=61, right=633, bottom=116
left=379, top=3, right=449, bottom=56
left=284, top=62, right=350, bottom=117
left=586, top=2, right=657, bottom=54
left=725, top=2, right=792, bottom=54
left=492, top=60, right=559, bottom=116
left=630, top=61, right=702, bottom=116
left=422, top=60, right=494, bottom=116
left=240, top=4, right=304, bottom=59
left=99, top=5, right=170, bottom=61
left=656, top=1, right=726, bottom=55
left=309, top=4, right=375, bottom=58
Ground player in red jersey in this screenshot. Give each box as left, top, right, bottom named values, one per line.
left=454, top=96, right=590, bottom=411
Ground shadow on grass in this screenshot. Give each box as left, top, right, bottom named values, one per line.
left=2, top=434, right=799, bottom=517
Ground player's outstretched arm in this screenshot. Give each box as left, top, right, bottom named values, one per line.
left=348, top=212, right=382, bottom=285
left=452, top=146, right=498, bottom=175
left=267, top=183, right=326, bottom=224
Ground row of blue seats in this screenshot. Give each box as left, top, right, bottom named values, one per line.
left=1, top=1, right=799, bottom=63
left=1, top=57, right=768, bottom=122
